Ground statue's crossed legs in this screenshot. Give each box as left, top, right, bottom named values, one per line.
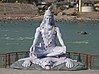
left=19, top=46, right=76, bottom=69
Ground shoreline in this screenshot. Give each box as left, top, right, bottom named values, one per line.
left=0, top=15, right=99, bottom=23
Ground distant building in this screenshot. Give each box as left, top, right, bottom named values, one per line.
left=78, top=0, right=98, bottom=12
left=82, top=0, right=99, bottom=3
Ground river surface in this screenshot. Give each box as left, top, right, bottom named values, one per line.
left=0, top=20, right=99, bottom=55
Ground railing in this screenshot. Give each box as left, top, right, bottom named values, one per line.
left=0, top=51, right=29, bottom=67
left=66, top=52, right=99, bottom=70
left=0, top=51, right=99, bottom=69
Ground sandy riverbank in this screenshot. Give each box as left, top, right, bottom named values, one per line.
left=0, top=3, right=99, bottom=22
left=0, top=14, right=99, bottom=23
left=0, top=68, right=99, bottom=74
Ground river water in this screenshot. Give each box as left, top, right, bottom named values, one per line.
left=0, top=20, right=99, bottom=55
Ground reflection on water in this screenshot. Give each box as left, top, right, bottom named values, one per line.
left=67, top=41, right=88, bottom=44
left=2, top=37, right=33, bottom=40
left=0, top=20, right=99, bottom=55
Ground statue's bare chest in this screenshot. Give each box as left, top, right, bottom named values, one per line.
left=40, top=27, right=56, bottom=47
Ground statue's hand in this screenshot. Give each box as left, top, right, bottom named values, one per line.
left=22, top=59, right=31, bottom=67
left=62, top=46, right=66, bottom=53
left=65, top=58, right=74, bottom=68
left=30, top=45, right=35, bottom=52
left=29, top=46, right=37, bottom=58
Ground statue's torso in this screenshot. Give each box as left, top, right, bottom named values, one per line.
left=39, top=26, right=57, bottom=49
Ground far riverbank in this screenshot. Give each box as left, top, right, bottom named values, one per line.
left=0, top=3, right=99, bottom=22
left=0, top=14, right=99, bottom=23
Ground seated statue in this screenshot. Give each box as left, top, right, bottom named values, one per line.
left=11, top=7, right=85, bottom=70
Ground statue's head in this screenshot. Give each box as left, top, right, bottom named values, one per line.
left=40, top=6, right=55, bottom=28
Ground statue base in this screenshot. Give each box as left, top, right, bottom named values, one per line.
left=10, top=60, right=86, bottom=71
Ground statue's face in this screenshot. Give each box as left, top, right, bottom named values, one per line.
left=45, top=15, right=53, bottom=26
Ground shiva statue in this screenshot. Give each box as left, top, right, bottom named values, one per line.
left=11, top=7, right=85, bottom=70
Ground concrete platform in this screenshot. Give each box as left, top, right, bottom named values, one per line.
left=0, top=68, right=99, bottom=74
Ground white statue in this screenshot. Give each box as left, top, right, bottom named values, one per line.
left=11, top=7, right=84, bottom=70
left=20, top=7, right=75, bottom=69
